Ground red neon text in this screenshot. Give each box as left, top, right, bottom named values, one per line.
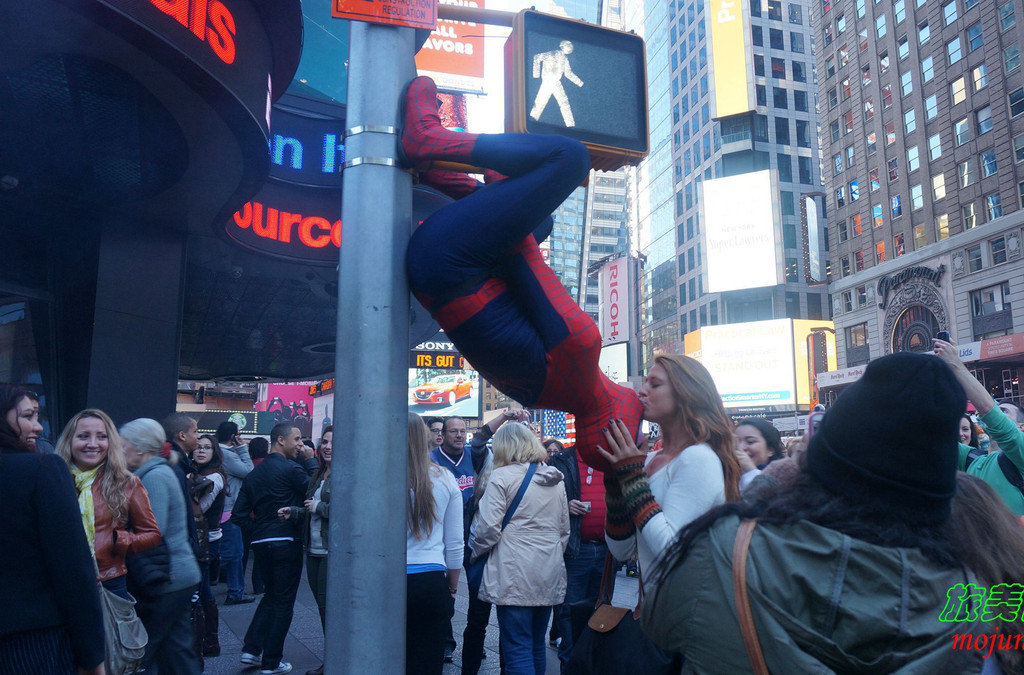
left=149, top=0, right=237, bottom=64
left=233, top=202, right=342, bottom=249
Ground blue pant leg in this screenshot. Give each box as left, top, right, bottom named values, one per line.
left=497, top=605, right=537, bottom=675
left=220, top=521, right=245, bottom=599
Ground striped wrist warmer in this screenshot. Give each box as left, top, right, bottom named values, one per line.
left=604, top=471, right=636, bottom=540
left=615, top=458, right=662, bottom=531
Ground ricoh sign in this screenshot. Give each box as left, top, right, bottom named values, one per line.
left=598, top=256, right=630, bottom=346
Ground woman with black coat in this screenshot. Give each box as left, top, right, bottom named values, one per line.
left=0, top=384, right=106, bottom=674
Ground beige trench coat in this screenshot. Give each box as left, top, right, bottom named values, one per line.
left=471, top=462, right=570, bottom=606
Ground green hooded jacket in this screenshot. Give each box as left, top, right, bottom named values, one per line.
left=641, top=515, right=989, bottom=674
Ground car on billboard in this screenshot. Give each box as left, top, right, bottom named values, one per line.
left=412, top=374, right=473, bottom=406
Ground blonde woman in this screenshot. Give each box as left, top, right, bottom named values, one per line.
left=471, top=423, right=569, bottom=675
left=405, top=413, right=463, bottom=675
left=55, top=409, right=161, bottom=600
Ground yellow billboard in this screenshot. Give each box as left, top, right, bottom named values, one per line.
left=709, top=0, right=753, bottom=118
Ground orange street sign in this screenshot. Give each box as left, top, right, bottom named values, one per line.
left=332, top=0, right=437, bottom=30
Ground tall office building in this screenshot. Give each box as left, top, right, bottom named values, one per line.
left=623, top=0, right=831, bottom=368
left=816, top=0, right=1024, bottom=404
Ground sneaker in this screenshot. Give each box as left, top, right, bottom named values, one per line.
left=226, top=594, right=257, bottom=605
left=261, top=662, right=293, bottom=675
left=240, top=652, right=261, bottom=666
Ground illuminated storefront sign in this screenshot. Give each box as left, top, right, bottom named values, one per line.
left=227, top=181, right=342, bottom=264
left=267, top=107, right=346, bottom=188
left=147, top=0, right=238, bottom=63
left=709, top=0, right=753, bottom=118
left=415, top=0, right=486, bottom=93
left=703, top=170, right=781, bottom=293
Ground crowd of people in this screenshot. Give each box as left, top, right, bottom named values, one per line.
left=3, top=75, right=1024, bottom=675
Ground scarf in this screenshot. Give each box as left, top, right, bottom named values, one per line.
left=71, top=463, right=102, bottom=556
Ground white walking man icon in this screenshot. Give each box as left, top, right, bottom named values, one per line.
left=529, top=40, right=584, bottom=127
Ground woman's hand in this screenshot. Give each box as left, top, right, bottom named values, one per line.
left=277, top=506, right=292, bottom=521
left=932, top=338, right=963, bottom=370
left=595, top=419, right=647, bottom=467
left=734, top=446, right=758, bottom=473
left=304, top=499, right=315, bottom=513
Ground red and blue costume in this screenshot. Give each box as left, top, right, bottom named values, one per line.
left=403, top=76, right=642, bottom=472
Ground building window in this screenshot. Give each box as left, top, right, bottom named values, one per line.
left=875, top=241, right=887, bottom=263
left=863, top=65, right=872, bottom=86
left=835, top=186, right=846, bottom=207
left=850, top=179, right=860, bottom=200
left=901, top=70, right=913, bottom=96
left=838, top=219, right=849, bottom=242
left=877, top=13, right=887, bottom=37
left=933, top=173, right=947, bottom=200
left=791, top=31, right=805, bottom=52
left=855, top=249, right=866, bottom=271
left=882, top=84, right=894, bottom=108
left=963, top=203, right=977, bottom=230
left=922, top=57, right=934, bottom=83
left=772, top=57, right=786, bottom=78
left=1006, top=44, right=1021, bottom=72
left=774, top=86, right=789, bottom=108
left=786, top=257, right=799, bottom=281
left=880, top=52, right=890, bottom=74
left=986, top=192, right=1003, bottom=220
left=977, top=106, right=993, bottom=135
left=833, top=153, right=843, bottom=175
left=918, top=21, right=930, bottom=45
left=846, top=323, right=869, bottom=354
left=911, top=184, right=924, bottom=209
left=795, top=90, right=808, bottom=111
left=1000, top=1, right=1016, bottom=30
left=825, top=56, right=835, bottom=77
left=770, top=28, right=784, bottom=49
left=1010, top=88, right=1024, bottom=117
left=951, top=77, right=967, bottom=104
left=753, top=25, right=764, bottom=46
left=842, top=77, right=852, bottom=100
left=830, top=120, right=841, bottom=142
left=973, top=63, right=988, bottom=91
left=856, top=285, right=868, bottom=307
left=943, top=0, right=957, bottom=25
left=894, top=233, right=906, bottom=256
left=967, top=244, right=983, bottom=272
left=914, top=224, right=927, bottom=249
left=899, top=35, right=910, bottom=59
left=1019, top=181, right=1024, bottom=208
left=929, top=133, right=942, bottom=160
left=948, top=37, right=963, bottom=65
left=972, top=282, right=1012, bottom=315
left=968, top=23, right=984, bottom=51
left=886, top=121, right=897, bottom=145
left=845, top=111, right=854, bottom=134
left=992, top=237, right=1008, bottom=264
left=926, top=94, right=939, bottom=120
left=936, top=213, right=950, bottom=240
left=853, top=213, right=863, bottom=236
left=888, top=157, right=900, bottom=181
left=864, top=98, right=875, bottom=121
left=895, top=0, right=906, bottom=22
left=982, top=149, right=998, bottom=177
left=842, top=291, right=854, bottom=312
left=870, top=168, right=880, bottom=191
left=908, top=145, right=920, bottom=171
left=796, top=120, right=810, bottom=147
left=955, top=118, right=971, bottom=145
left=891, top=195, right=903, bottom=217
left=960, top=159, right=976, bottom=187
left=841, top=255, right=851, bottom=275
left=793, top=61, right=807, bottom=82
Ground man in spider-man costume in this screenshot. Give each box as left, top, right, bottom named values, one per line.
left=404, top=76, right=642, bottom=472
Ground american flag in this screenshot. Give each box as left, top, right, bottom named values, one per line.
left=539, top=409, right=576, bottom=444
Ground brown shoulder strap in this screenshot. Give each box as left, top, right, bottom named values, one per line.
left=732, top=519, right=769, bottom=675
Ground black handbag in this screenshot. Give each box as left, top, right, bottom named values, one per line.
left=566, top=553, right=681, bottom=675
left=125, top=542, right=171, bottom=598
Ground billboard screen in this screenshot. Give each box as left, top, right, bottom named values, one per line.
left=703, top=170, right=780, bottom=293
left=709, top=0, right=753, bottom=118
left=687, top=319, right=796, bottom=407
left=415, top=0, right=487, bottom=93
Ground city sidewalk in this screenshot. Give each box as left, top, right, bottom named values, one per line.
left=204, top=565, right=561, bottom=674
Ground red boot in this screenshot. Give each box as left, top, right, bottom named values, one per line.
left=400, top=76, right=479, bottom=167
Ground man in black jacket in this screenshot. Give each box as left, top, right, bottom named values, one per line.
left=232, top=422, right=317, bottom=675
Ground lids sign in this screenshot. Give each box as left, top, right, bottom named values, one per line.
left=332, top=0, right=437, bottom=30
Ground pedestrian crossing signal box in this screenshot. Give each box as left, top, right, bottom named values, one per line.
left=505, top=9, right=649, bottom=172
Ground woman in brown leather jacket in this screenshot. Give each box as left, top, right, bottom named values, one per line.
left=56, top=408, right=161, bottom=599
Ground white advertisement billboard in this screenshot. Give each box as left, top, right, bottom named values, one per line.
left=703, top=171, right=780, bottom=293
left=598, top=256, right=630, bottom=345
left=805, top=195, right=822, bottom=282
left=691, top=319, right=796, bottom=406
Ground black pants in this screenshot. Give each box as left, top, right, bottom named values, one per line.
left=136, top=584, right=202, bottom=674
left=461, top=591, right=493, bottom=675
left=243, top=541, right=304, bottom=669
left=406, top=571, right=452, bottom=675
